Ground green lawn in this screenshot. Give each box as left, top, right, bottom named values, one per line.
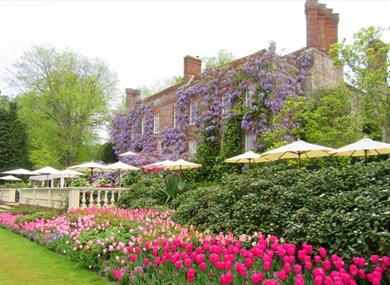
left=0, top=227, right=112, bottom=285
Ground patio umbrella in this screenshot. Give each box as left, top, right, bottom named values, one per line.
left=331, top=137, right=390, bottom=162
left=58, top=169, right=84, bottom=188
left=225, top=151, right=274, bottom=165
left=0, top=175, right=22, bottom=181
left=68, top=162, right=112, bottom=184
left=106, top=161, right=140, bottom=183
left=260, top=139, right=335, bottom=168
left=34, top=166, right=61, bottom=187
left=59, top=169, right=84, bottom=176
left=143, top=160, right=174, bottom=169
left=2, top=168, right=36, bottom=175
left=160, top=159, right=202, bottom=171
left=119, top=150, right=137, bottom=157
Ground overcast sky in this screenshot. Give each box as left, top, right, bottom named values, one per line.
left=0, top=0, right=389, bottom=99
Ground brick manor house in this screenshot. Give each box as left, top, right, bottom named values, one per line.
left=119, top=0, right=343, bottom=159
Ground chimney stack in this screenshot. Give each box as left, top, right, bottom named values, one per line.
left=305, top=0, right=339, bottom=55
left=125, top=88, right=141, bottom=109
left=184, top=55, right=202, bottom=82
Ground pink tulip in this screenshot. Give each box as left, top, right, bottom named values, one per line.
left=251, top=272, right=263, bottom=285
left=187, top=268, right=195, bottom=282
left=220, top=271, right=233, bottom=284
left=370, top=255, right=380, bottom=264
left=113, top=269, right=123, bottom=279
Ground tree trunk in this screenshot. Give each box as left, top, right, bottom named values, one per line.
left=383, top=117, right=390, bottom=143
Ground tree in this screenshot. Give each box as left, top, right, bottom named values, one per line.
left=263, top=85, right=360, bottom=149
left=0, top=96, right=30, bottom=171
left=330, top=27, right=390, bottom=142
left=97, top=142, right=117, bottom=163
left=202, top=49, right=235, bottom=70
left=10, top=46, right=117, bottom=167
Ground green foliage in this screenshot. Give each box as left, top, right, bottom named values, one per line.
left=218, top=116, right=243, bottom=175
left=0, top=96, right=31, bottom=172
left=155, top=175, right=185, bottom=204
left=12, top=46, right=118, bottom=167
left=97, top=142, right=117, bottom=163
left=117, top=175, right=162, bottom=209
left=117, top=171, right=143, bottom=188
left=70, top=177, right=90, bottom=187
left=195, top=130, right=222, bottom=182
left=330, top=26, right=390, bottom=142
left=16, top=211, right=56, bottom=223
left=202, top=49, right=235, bottom=70
left=174, top=161, right=390, bottom=257
left=264, top=85, right=361, bottom=149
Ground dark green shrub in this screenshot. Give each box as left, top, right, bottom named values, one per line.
left=118, top=171, right=143, bottom=188
left=117, top=176, right=163, bottom=209
left=174, top=161, right=390, bottom=257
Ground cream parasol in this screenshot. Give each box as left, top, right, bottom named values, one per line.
left=331, top=137, right=390, bottom=162
left=260, top=139, right=335, bottom=168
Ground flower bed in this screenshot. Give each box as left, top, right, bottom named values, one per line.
left=0, top=208, right=389, bottom=285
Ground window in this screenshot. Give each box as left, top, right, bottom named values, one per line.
left=173, top=108, right=176, bottom=128
left=188, top=140, right=197, bottom=158
left=245, top=90, right=250, bottom=106
left=244, top=132, right=257, bottom=151
left=153, top=113, right=160, bottom=134
left=189, top=100, right=198, bottom=125
left=141, top=117, right=144, bottom=135
left=222, top=94, right=230, bottom=115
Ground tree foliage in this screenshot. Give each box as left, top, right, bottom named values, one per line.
left=202, top=49, right=235, bottom=70
left=11, top=46, right=117, bottom=167
left=330, top=26, right=390, bottom=142
left=0, top=96, right=30, bottom=171
left=264, top=85, right=360, bottom=149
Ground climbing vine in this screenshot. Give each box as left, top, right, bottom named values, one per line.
left=110, top=44, right=312, bottom=166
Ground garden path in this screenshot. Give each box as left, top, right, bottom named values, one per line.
left=0, top=228, right=111, bottom=285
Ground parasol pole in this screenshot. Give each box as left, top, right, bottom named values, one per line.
left=298, top=153, right=301, bottom=169
left=364, top=149, right=368, bottom=164
left=90, top=167, right=94, bottom=185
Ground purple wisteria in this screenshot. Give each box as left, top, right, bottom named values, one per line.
left=110, top=46, right=312, bottom=162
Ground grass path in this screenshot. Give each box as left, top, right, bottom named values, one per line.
left=0, top=227, right=112, bottom=285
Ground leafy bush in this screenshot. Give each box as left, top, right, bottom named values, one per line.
left=117, top=175, right=163, bottom=209
left=117, top=171, right=143, bottom=188
left=174, top=161, right=390, bottom=257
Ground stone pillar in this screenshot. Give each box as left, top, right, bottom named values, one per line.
left=68, top=189, right=80, bottom=210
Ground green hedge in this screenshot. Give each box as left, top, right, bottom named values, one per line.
left=174, top=161, right=390, bottom=257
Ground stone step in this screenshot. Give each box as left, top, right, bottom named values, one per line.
left=5, top=202, right=19, bottom=207
left=0, top=205, right=11, bottom=210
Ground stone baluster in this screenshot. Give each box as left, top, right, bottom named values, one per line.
left=96, top=191, right=101, bottom=208
left=81, top=191, right=87, bottom=208
left=89, top=191, right=94, bottom=207
left=103, top=191, right=108, bottom=207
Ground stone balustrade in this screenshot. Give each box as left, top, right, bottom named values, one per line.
left=0, top=187, right=126, bottom=210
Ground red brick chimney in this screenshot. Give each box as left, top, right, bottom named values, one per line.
left=125, top=88, right=141, bottom=109
left=305, top=0, right=339, bottom=55
left=184, top=55, right=202, bottom=82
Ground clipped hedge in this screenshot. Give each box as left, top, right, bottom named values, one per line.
left=174, top=161, right=390, bottom=257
